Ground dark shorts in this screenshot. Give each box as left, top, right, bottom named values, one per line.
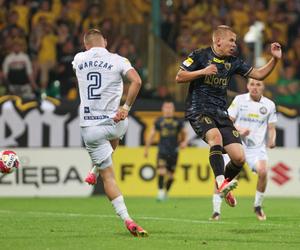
left=157, top=153, right=178, bottom=172
left=188, top=112, right=241, bottom=146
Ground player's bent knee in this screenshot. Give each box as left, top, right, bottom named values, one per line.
left=232, top=155, right=245, bottom=166
left=158, top=166, right=166, bottom=175
left=97, top=155, right=113, bottom=170
left=206, top=129, right=223, bottom=146
left=258, top=167, right=268, bottom=178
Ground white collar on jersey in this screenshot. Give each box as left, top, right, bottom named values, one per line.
left=246, top=93, right=266, bottom=103
left=89, top=47, right=108, bottom=54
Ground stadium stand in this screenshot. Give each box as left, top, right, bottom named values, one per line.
left=0, top=0, right=299, bottom=106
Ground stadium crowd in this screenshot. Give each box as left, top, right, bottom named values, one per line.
left=0, top=0, right=300, bottom=107
left=0, top=0, right=149, bottom=100
left=161, top=0, right=300, bottom=106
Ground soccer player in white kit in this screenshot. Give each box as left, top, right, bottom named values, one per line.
left=211, top=79, right=277, bottom=221
left=72, top=29, right=148, bottom=237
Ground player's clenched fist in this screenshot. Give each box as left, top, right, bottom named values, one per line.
left=270, top=42, right=282, bottom=59
left=203, top=64, right=218, bottom=75
left=113, top=106, right=129, bottom=122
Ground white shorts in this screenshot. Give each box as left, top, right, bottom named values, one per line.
left=223, top=146, right=268, bottom=172
left=244, top=146, right=268, bottom=172
left=81, top=119, right=128, bottom=167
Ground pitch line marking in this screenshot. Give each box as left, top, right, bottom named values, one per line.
left=0, top=210, right=298, bottom=228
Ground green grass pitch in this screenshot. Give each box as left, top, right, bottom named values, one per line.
left=0, top=197, right=299, bottom=250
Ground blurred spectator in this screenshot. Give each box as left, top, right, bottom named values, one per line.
left=0, top=0, right=6, bottom=27
left=56, top=38, right=77, bottom=100
left=82, top=4, right=102, bottom=31
left=2, top=39, right=37, bottom=99
left=275, top=64, right=300, bottom=107
left=161, top=10, right=178, bottom=50
left=59, top=0, right=84, bottom=32
left=31, top=0, right=61, bottom=27
left=286, top=36, right=300, bottom=77
left=0, top=69, right=5, bottom=95
left=135, top=58, right=147, bottom=84
left=36, top=21, right=58, bottom=91
left=10, top=0, right=30, bottom=34
left=176, top=26, right=195, bottom=57
left=100, top=18, right=117, bottom=50
left=230, top=2, right=250, bottom=36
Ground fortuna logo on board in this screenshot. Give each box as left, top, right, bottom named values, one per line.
left=271, top=162, right=291, bottom=186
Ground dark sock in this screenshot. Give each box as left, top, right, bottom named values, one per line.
left=165, top=178, right=174, bottom=191
left=224, top=161, right=243, bottom=180
left=158, top=175, right=164, bottom=189
left=209, top=145, right=224, bottom=177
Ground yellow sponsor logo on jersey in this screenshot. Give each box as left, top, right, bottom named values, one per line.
left=248, top=113, right=259, bottom=118
left=183, top=57, right=194, bottom=67
left=204, top=75, right=229, bottom=86
left=213, top=57, right=225, bottom=64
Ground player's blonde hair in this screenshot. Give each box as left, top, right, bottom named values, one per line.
left=83, top=29, right=104, bottom=45
left=248, top=78, right=264, bottom=85
left=212, top=25, right=235, bottom=43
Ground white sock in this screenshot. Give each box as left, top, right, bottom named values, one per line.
left=111, top=195, right=131, bottom=221
left=213, top=194, right=223, bottom=214
left=91, top=165, right=99, bottom=176
left=158, top=189, right=165, bottom=196
left=254, top=191, right=265, bottom=207
left=216, top=175, right=225, bottom=188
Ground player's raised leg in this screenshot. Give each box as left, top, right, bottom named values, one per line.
left=206, top=128, right=238, bottom=197
left=223, top=143, right=245, bottom=205
left=85, top=139, right=121, bottom=185
left=85, top=165, right=99, bottom=185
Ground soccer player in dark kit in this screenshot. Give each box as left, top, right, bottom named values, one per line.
left=144, top=100, right=188, bottom=201
left=175, top=25, right=281, bottom=207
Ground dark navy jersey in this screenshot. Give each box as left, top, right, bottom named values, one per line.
left=180, top=47, right=253, bottom=118
left=155, top=117, right=184, bottom=155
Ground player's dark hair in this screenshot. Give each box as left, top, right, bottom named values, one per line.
left=163, top=98, right=174, bottom=104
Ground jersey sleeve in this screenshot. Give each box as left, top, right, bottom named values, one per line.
left=268, top=102, right=278, bottom=124
left=154, top=118, right=161, bottom=131
left=234, top=57, right=253, bottom=77
left=72, top=52, right=83, bottom=71
left=180, top=50, right=202, bottom=71
left=119, top=56, right=134, bottom=76
left=228, top=96, right=239, bottom=119
left=178, top=119, right=184, bottom=130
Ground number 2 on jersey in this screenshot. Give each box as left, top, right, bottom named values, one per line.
left=87, top=72, right=101, bottom=100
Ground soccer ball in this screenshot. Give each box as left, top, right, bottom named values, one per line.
left=0, top=150, right=20, bottom=174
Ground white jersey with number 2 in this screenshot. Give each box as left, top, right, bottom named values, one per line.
left=228, top=93, right=277, bottom=148
left=72, top=47, right=133, bottom=127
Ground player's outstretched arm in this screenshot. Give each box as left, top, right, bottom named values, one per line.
left=175, top=64, right=218, bottom=83
left=248, top=42, right=282, bottom=80
left=114, top=69, right=142, bottom=122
